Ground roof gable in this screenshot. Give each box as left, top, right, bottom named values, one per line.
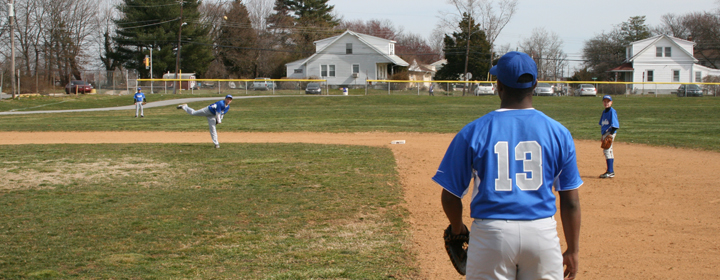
left=628, top=35, right=697, bottom=63
left=291, top=30, right=408, bottom=66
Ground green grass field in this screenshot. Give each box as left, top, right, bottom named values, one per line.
left=2, top=93, right=720, bottom=278
left=2, top=93, right=720, bottom=151
left=0, top=143, right=415, bottom=279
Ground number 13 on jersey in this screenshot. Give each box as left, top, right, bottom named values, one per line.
left=494, top=141, right=543, bottom=191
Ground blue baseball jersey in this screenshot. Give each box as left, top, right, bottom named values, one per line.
left=599, top=107, right=619, bottom=135
left=134, top=92, right=145, bottom=102
left=208, top=100, right=230, bottom=115
left=432, top=109, right=583, bottom=220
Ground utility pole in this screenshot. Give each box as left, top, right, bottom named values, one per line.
left=463, top=14, right=470, bottom=96
left=173, top=0, right=184, bottom=94
left=9, top=0, right=16, bottom=99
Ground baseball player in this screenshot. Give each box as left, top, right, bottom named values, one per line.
left=133, top=87, right=146, bottom=118
left=434, top=52, right=583, bottom=280
left=599, top=95, right=619, bottom=178
left=177, top=95, right=233, bottom=149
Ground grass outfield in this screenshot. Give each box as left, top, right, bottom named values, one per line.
left=0, top=143, right=416, bottom=279
left=1, top=94, right=720, bottom=151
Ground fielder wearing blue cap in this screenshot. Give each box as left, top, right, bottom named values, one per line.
left=599, top=95, right=619, bottom=178
left=435, top=51, right=582, bottom=279
left=133, top=87, right=146, bottom=118
left=176, top=94, right=234, bottom=149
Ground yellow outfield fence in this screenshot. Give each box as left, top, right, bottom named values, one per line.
left=135, top=78, right=331, bottom=95
left=132, top=78, right=720, bottom=97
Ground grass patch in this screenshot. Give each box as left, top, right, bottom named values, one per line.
left=0, top=143, right=417, bottom=279
left=2, top=94, right=720, bottom=151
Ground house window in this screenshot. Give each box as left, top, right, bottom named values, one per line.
left=352, top=64, right=360, bottom=74
left=321, top=65, right=327, bottom=77
left=665, top=47, right=671, bottom=57
left=656, top=47, right=662, bottom=57
left=329, top=65, right=335, bottom=77
left=673, top=70, right=680, bottom=82
left=647, top=70, right=654, bottom=82
left=389, top=44, right=395, bottom=55
left=346, top=43, right=352, bottom=54
left=696, top=71, right=702, bottom=82
left=294, top=69, right=303, bottom=74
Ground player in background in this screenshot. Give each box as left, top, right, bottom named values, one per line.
left=599, top=95, right=619, bottom=178
left=177, top=95, right=233, bottom=149
left=133, top=87, right=146, bottom=118
left=434, top=51, right=582, bottom=280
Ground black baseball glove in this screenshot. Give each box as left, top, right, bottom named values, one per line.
left=444, top=224, right=469, bottom=275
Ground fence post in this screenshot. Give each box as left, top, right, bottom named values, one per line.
left=365, top=80, right=368, bottom=95
left=417, top=82, right=420, bottom=95
left=388, top=81, right=390, bottom=95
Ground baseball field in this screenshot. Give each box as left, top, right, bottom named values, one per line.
left=1, top=93, right=719, bottom=279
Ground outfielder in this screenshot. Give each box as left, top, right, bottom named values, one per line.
left=133, top=87, right=146, bottom=118
left=434, top=52, right=582, bottom=280
left=177, top=95, right=233, bottom=149
left=599, top=95, right=619, bottom=178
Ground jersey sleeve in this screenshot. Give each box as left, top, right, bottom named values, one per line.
left=432, top=132, right=474, bottom=198
left=554, top=133, right=583, bottom=192
left=611, top=109, right=620, bottom=128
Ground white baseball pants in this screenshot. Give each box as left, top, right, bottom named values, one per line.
left=466, top=217, right=563, bottom=280
left=135, top=102, right=144, bottom=117
left=182, top=105, right=219, bottom=146
left=602, top=134, right=615, bottom=159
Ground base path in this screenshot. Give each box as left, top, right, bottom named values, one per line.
left=1, top=131, right=718, bottom=279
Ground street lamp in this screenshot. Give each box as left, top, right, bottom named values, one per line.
left=173, top=0, right=185, bottom=94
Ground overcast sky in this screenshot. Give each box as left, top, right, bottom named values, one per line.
left=333, top=0, right=720, bottom=69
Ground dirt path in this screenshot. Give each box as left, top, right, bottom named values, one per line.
left=1, top=131, right=718, bottom=279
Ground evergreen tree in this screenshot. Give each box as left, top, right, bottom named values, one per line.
left=113, top=0, right=213, bottom=78
left=435, top=13, right=492, bottom=82
left=217, top=0, right=258, bottom=78
left=268, top=0, right=340, bottom=59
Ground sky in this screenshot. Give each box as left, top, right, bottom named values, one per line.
left=332, top=0, right=720, bottom=69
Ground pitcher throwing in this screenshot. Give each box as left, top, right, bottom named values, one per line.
left=177, top=95, right=233, bottom=149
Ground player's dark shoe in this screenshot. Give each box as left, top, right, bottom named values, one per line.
left=599, top=172, right=615, bottom=178
left=141, top=115, right=144, bottom=118
left=177, top=104, right=186, bottom=109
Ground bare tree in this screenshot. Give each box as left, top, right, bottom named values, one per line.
left=42, top=0, right=98, bottom=84
left=518, top=28, right=567, bottom=80
left=440, top=0, right=517, bottom=94
left=246, top=0, right=274, bottom=30
left=338, top=19, right=403, bottom=41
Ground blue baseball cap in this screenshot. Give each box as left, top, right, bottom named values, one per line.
left=489, top=51, right=537, bottom=89
left=137, top=87, right=142, bottom=91
left=225, top=94, right=233, bottom=99
left=603, top=95, right=612, bottom=101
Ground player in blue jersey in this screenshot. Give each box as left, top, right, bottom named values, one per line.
left=133, top=87, right=146, bottom=118
left=433, top=51, right=582, bottom=280
left=177, top=95, right=233, bottom=149
left=599, top=95, right=619, bottom=178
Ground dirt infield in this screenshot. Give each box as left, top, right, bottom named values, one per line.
left=1, top=131, right=718, bottom=279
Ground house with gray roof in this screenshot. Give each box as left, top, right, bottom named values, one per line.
left=610, top=35, right=720, bottom=94
left=285, top=30, right=409, bottom=86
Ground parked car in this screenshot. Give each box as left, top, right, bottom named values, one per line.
left=253, top=78, right=275, bottom=91
left=305, top=82, right=322, bottom=94
left=575, top=84, right=597, bottom=96
left=474, top=82, right=495, bottom=95
left=676, top=84, right=703, bottom=97
left=65, top=80, right=93, bottom=94
left=534, top=83, right=555, bottom=96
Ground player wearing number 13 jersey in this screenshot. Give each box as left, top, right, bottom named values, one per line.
left=434, top=52, right=583, bottom=280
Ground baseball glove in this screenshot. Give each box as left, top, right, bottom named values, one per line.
left=601, top=135, right=614, bottom=149
left=444, top=224, right=469, bottom=275
left=142, top=102, right=147, bottom=105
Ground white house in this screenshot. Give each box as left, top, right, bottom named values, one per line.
left=408, top=59, right=436, bottom=88
left=610, top=35, right=720, bottom=94
left=285, top=30, right=409, bottom=86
